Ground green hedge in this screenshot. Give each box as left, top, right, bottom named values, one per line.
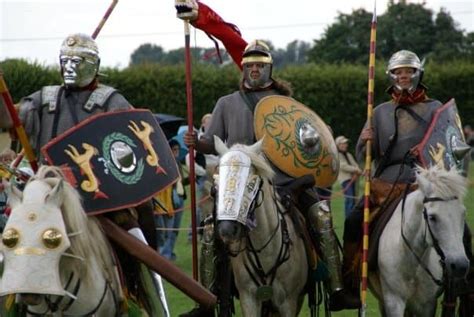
left=1, top=59, right=473, bottom=144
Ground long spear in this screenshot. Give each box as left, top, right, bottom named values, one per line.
left=0, top=72, right=38, bottom=173
left=183, top=20, right=199, bottom=281
left=91, top=0, right=118, bottom=39
left=361, top=2, right=377, bottom=316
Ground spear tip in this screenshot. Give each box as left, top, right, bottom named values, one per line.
left=372, top=0, right=377, bottom=23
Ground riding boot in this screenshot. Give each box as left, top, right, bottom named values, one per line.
left=128, top=227, right=171, bottom=317
left=306, top=201, right=361, bottom=311
left=341, top=240, right=361, bottom=295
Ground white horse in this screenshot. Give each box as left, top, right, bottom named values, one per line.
left=214, top=137, right=308, bottom=317
left=0, top=166, right=122, bottom=316
left=369, top=166, right=469, bottom=317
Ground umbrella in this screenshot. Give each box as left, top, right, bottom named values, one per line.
left=153, top=113, right=186, bottom=140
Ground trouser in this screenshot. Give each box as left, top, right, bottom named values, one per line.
left=161, top=209, right=184, bottom=260
left=343, top=199, right=364, bottom=243
left=341, top=180, right=357, bottom=218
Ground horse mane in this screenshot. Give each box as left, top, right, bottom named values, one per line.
left=230, top=143, right=275, bottom=181
left=31, top=166, right=116, bottom=287
left=416, top=165, right=467, bottom=200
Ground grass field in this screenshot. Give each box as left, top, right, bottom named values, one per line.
left=162, top=165, right=474, bottom=316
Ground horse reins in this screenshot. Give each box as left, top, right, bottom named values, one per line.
left=26, top=273, right=116, bottom=317
left=400, top=186, right=458, bottom=287
left=244, top=183, right=291, bottom=292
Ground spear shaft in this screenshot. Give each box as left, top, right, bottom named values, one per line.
left=92, top=0, right=118, bottom=39
left=0, top=72, right=38, bottom=172
left=360, top=2, right=377, bottom=316
left=184, top=20, right=199, bottom=281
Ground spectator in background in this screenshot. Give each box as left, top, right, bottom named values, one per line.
left=160, top=139, right=188, bottom=261
left=0, top=148, right=16, bottom=233
left=199, top=113, right=212, bottom=138
left=199, top=113, right=219, bottom=220
left=186, top=148, right=207, bottom=241
left=153, top=184, right=174, bottom=250
left=335, top=136, right=362, bottom=218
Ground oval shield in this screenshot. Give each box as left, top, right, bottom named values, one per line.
left=254, top=96, right=339, bottom=187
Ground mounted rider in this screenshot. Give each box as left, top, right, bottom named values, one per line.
left=341, top=50, right=473, bottom=312
left=180, top=31, right=361, bottom=313
left=0, top=33, right=170, bottom=315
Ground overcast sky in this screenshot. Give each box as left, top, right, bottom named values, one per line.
left=0, top=0, right=473, bottom=68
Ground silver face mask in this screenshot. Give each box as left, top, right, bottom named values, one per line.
left=242, top=63, right=272, bottom=90
left=386, top=50, right=424, bottom=93
left=60, top=55, right=98, bottom=88
left=59, top=34, right=99, bottom=88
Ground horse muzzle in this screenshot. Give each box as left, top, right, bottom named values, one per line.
left=218, top=220, right=244, bottom=245
left=445, top=255, right=470, bottom=279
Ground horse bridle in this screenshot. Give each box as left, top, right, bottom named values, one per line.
left=243, top=182, right=291, bottom=292
left=26, top=272, right=118, bottom=317
left=400, top=192, right=458, bottom=286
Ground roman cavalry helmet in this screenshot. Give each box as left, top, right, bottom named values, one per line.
left=59, top=33, right=100, bottom=88
left=241, top=40, right=273, bottom=89
left=386, top=50, right=424, bottom=93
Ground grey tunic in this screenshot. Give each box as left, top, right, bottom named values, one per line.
left=17, top=85, right=131, bottom=160
left=202, top=89, right=294, bottom=185
left=356, top=99, right=442, bottom=183
left=202, top=89, right=277, bottom=148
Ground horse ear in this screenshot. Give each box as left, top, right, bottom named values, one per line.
left=45, top=180, right=64, bottom=207
left=416, top=169, right=432, bottom=196
left=5, top=180, right=23, bottom=208
left=214, top=135, right=229, bottom=156
left=248, top=137, right=264, bottom=155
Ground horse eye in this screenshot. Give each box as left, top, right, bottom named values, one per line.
left=42, top=228, right=63, bottom=249
left=2, top=228, right=20, bottom=248
left=428, top=215, right=437, bottom=222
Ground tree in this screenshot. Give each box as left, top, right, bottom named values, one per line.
left=308, top=9, right=373, bottom=63
left=430, top=9, right=465, bottom=61
left=377, top=2, right=436, bottom=59
left=130, top=44, right=165, bottom=65
left=307, top=1, right=473, bottom=63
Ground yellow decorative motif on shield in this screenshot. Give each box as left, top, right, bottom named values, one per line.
left=64, top=143, right=108, bottom=199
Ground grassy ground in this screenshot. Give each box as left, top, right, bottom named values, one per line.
left=163, top=165, right=474, bottom=316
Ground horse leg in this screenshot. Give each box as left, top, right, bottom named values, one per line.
left=275, top=298, right=299, bottom=317
left=410, top=299, right=437, bottom=317
left=382, top=294, right=406, bottom=317
left=239, top=293, right=261, bottom=317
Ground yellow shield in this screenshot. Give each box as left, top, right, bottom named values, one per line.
left=254, top=96, right=339, bottom=187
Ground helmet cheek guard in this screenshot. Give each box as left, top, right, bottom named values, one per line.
left=386, top=50, right=424, bottom=93
left=241, top=40, right=273, bottom=89
left=242, top=63, right=272, bottom=89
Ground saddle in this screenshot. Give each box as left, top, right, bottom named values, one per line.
left=276, top=174, right=319, bottom=270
